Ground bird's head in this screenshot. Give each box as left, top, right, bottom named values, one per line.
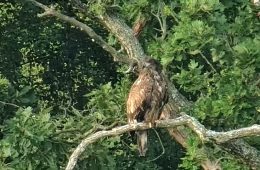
left=125, top=58, right=162, bottom=74
left=143, top=58, right=162, bottom=73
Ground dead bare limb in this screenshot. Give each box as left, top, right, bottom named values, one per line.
left=65, top=113, right=260, bottom=170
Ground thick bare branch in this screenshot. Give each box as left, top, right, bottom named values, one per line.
left=26, top=0, right=130, bottom=63
left=161, top=113, right=260, bottom=144
left=208, top=124, right=260, bottom=143
left=65, top=114, right=260, bottom=170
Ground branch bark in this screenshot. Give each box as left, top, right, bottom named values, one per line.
left=97, top=14, right=146, bottom=61
left=65, top=115, right=260, bottom=170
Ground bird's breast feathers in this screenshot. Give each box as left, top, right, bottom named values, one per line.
left=126, top=69, right=166, bottom=120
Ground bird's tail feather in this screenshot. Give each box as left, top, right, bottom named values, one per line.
left=136, top=130, right=147, bottom=156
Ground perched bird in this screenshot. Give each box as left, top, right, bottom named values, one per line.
left=126, top=58, right=168, bottom=156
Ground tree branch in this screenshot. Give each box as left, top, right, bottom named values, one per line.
left=0, top=101, right=21, bottom=108
left=65, top=114, right=260, bottom=170
left=97, top=14, right=146, bottom=62
left=25, top=0, right=130, bottom=64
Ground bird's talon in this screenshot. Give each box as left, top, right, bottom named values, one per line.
left=129, top=120, right=138, bottom=129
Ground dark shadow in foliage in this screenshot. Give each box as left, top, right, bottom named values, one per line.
left=0, top=2, right=120, bottom=112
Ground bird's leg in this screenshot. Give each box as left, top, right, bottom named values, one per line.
left=143, top=121, right=153, bottom=128
left=133, top=119, right=138, bottom=128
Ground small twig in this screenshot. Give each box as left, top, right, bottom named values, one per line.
left=72, top=0, right=88, bottom=10
left=37, top=10, right=52, bottom=17
left=152, top=1, right=167, bottom=40
left=224, top=34, right=234, bottom=53
left=199, top=52, right=217, bottom=72
left=95, top=121, right=122, bottom=131
left=0, top=101, right=20, bottom=108
left=146, top=128, right=165, bottom=162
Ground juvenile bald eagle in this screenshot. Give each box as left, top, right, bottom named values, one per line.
left=126, top=58, right=168, bottom=156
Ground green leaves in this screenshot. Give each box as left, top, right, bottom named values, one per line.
left=122, top=0, right=149, bottom=20
left=85, top=78, right=131, bottom=125
left=0, top=2, right=20, bottom=27
left=233, top=37, right=260, bottom=68
left=0, top=107, right=58, bottom=169
left=173, top=60, right=209, bottom=94
left=148, top=19, right=217, bottom=68
left=147, top=0, right=259, bottom=132
left=193, top=65, right=259, bottom=127
left=179, top=137, right=207, bottom=170
left=0, top=74, right=9, bottom=98
left=180, top=0, right=222, bottom=15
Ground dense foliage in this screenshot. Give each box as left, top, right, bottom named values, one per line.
left=0, top=0, right=259, bottom=169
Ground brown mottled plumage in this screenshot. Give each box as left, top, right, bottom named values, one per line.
left=126, top=58, right=168, bottom=156
left=132, top=17, right=147, bottom=38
